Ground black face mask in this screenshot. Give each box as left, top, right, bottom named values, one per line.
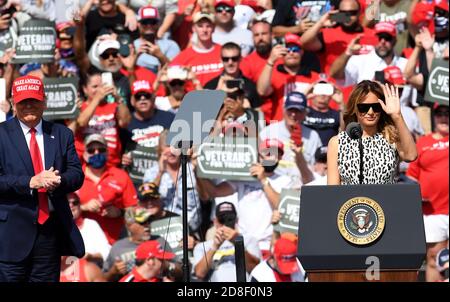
left=218, top=213, right=237, bottom=228
left=261, top=159, right=279, bottom=173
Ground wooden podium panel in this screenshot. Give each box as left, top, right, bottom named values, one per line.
left=308, top=270, right=418, bottom=282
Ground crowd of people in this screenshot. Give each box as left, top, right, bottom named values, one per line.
left=0, top=0, right=448, bottom=282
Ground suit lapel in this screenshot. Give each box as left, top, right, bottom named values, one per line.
left=9, top=118, right=34, bottom=175
left=42, top=120, right=55, bottom=170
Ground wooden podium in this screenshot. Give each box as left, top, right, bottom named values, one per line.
left=298, top=185, right=426, bottom=282
left=307, top=270, right=418, bottom=282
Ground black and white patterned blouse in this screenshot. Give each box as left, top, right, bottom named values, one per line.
left=338, top=131, right=399, bottom=185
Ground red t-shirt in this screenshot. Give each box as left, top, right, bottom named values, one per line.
left=78, top=166, right=138, bottom=244
left=170, top=44, right=223, bottom=86
left=75, top=102, right=122, bottom=167
left=120, top=66, right=167, bottom=97
left=320, top=26, right=377, bottom=74
left=241, top=50, right=270, bottom=82
left=406, top=134, right=449, bottom=215
left=119, top=268, right=159, bottom=282
left=264, top=65, right=320, bottom=122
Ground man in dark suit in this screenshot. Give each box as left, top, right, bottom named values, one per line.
left=0, top=75, right=85, bottom=282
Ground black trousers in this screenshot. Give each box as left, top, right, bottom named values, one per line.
left=0, top=214, right=60, bottom=282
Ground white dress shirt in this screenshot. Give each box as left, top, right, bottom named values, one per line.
left=19, top=119, right=54, bottom=211
left=344, top=49, right=418, bottom=107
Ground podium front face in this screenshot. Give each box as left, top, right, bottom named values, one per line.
left=297, top=185, right=426, bottom=272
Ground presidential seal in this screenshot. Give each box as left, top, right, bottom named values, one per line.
left=337, top=197, right=385, bottom=245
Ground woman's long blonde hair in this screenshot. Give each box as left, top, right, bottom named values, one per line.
left=343, top=80, right=399, bottom=144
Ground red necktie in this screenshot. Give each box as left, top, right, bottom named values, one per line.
left=30, top=128, right=49, bottom=224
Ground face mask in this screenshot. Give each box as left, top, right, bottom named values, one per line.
left=87, top=153, right=107, bottom=169
left=59, top=48, right=75, bottom=59
left=261, top=159, right=279, bottom=173
left=435, top=16, right=449, bottom=33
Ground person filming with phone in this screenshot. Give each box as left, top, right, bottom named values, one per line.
left=193, top=202, right=261, bottom=282
left=74, top=67, right=131, bottom=167
left=300, top=0, right=377, bottom=74
left=204, top=42, right=261, bottom=109
left=259, top=91, right=321, bottom=187
left=133, top=5, right=180, bottom=74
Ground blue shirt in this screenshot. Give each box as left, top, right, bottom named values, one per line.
left=133, top=38, right=180, bottom=74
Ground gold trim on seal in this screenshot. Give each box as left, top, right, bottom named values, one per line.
left=337, top=196, right=385, bottom=245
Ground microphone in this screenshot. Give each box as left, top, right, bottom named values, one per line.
left=346, top=122, right=362, bottom=140
left=345, top=122, right=364, bottom=184
left=436, top=248, right=449, bottom=279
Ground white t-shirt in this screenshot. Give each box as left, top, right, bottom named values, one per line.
left=80, top=218, right=112, bottom=261
left=193, top=235, right=261, bottom=282
left=345, top=50, right=408, bottom=86
left=154, top=96, right=179, bottom=114
left=228, top=173, right=294, bottom=249
left=259, top=121, right=322, bottom=187
left=212, top=26, right=254, bottom=57
left=250, top=259, right=307, bottom=282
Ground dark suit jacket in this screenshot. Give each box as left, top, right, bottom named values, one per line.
left=0, top=118, right=85, bottom=262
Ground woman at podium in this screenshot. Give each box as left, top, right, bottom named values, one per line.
left=326, top=80, right=417, bottom=185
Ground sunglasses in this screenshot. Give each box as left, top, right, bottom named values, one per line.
left=377, top=33, right=394, bottom=42
left=169, top=80, right=186, bottom=87
left=357, top=103, right=383, bottom=114
left=435, top=111, right=449, bottom=117
left=216, top=5, right=234, bottom=13
left=140, top=19, right=158, bottom=26
left=287, top=45, right=301, bottom=53
left=69, top=200, right=80, bottom=206
left=87, top=146, right=107, bottom=154
left=134, top=92, right=153, bottom=100
left=340, top=10, right=359, bottom=16
left=222, top=55, right=240, bottom=62
left=100, top=51, right=119, bottom=60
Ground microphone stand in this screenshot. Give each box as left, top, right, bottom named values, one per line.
left=359, top=138, right=364, bottom=185
left=178, top=141, right=192, bottom=282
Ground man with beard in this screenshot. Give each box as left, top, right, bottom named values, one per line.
left=330, top=21, right=409, bottom=86
left=204, top=42, right=261, bottom=108
left=196, top=138, right=295, bottom=255
left=241, top=20, right=273, bottom=84
left=300, top=0, right=377, bottom=74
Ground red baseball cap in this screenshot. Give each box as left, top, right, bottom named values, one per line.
left=375, top=21, right=397, bottom=37
left=135, top=240, right=175, bottom=261
left=259, top=138, right=284, bottom=156
left=274, top=238, right=299, bottom=275
left=12, top=75, right=45, bottom=104
left=137, top=5, right=160, bottom=21
left=383, top=66, right=406, bottom=86
left=131, top=80, right=154, bottom=95
left=215, top=0, right=235, bottom=7
left=285, top=33, right=302, bottom=47
left=435, top=0, right=449, bottom=12
left=223, top=121, right=246, bottom=137
left=411, top=2, right=435, bottom=33
left=240, top=0, right=263, bottom=11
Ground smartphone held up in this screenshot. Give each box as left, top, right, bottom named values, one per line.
left=101, top=72, right=115, bottom=103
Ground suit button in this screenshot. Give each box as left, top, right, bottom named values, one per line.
left=33, top=221, right=37, bottom=225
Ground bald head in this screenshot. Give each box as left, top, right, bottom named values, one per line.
left=339, top=0, right=360, bottom=11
